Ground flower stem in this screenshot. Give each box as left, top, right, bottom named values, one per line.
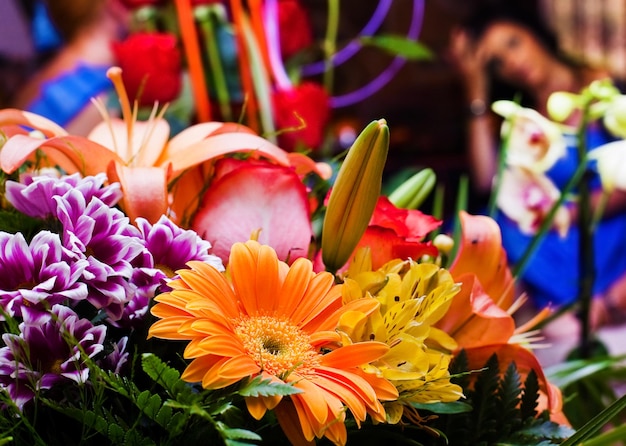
left=195, top=5, right=233, bottom=121
left=576, top=93, right=595, bottom=359
left=323, top=0, right=340, bottom=94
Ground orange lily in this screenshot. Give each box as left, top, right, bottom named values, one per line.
left=0, top=67, right=295, bottom=225
left=436, top=211, right=563, bottom=420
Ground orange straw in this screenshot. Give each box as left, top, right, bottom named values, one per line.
left=247, top=0, right=273, bottom=83
left=230, top=0, right=259, bottom=132
left=174, top=0, right=212, bottom=122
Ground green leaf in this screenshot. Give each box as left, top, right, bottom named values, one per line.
left=218, top=424, right=262, bottom=441
left=520, top=369, right=539, bottom=419
left=559, top=394, right=626, bottom=446
left=107, top=421, right=126, bottom=443
left=237, top=376, right=302, bottom=398
left=545, top=354, right=626, bottom=389
left=411, top=401, right=473, bottom=414
left=136, top=391, right=163, bottom=419
left=360, top=34, right=433, bottom=60
left=141, top=353, right=195, bottom=402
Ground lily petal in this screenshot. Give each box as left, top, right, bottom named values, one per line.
left=0, top=134, right=124, bottom=175
left=107, top=162, right=169, bottom=223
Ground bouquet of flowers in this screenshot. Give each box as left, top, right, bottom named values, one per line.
left=0, top=74, right=575, bottom=443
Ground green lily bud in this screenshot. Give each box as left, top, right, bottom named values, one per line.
left=321, top=119, right=389, bottom=273
left=388, top=167, right=436, bottom=209
left=546, top=91, right=578, bottom=122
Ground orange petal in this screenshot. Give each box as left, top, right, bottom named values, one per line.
left=291, top=377, right=332, bottom=425
left=450, top=211, right=515, bottom=309
left=321, top=342, right=389, bottom=368
left=286, top=152, right=333, bottom=180
left=246, top=395, right=269, bottom=420
left=163, top=121, right=256, bottom=158
left=0, top=134, right=123, bottom=175
left=437, top=274, right=516, bottom=349
left=274, top=399, right=316, bottom=446
left=161, top=132, right=290, bottom=174
left=229, top=241, right=274, bottom=316
left=217, top=355, right=260, bottom=380
left=107, top=162, right=169, bottom=224
left=195, top=334, right=245, bottom=357
left=88, top=118, right=170, bottom=167
left=181, top=355, right=221, bottom=383
left=148, top=317, right=193, bottom=340
left=276, top=257, right=315, bottom=317
left=0, top=108, right=67, bottom=137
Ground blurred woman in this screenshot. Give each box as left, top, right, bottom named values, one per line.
left=449, top=4, right=626, bottom=330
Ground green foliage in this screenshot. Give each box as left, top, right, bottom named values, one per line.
left=387, top=352, right=574, bottom=446
left=546, top=353, right=626, bottom=430
left=359, top=34, right=433, bottom=60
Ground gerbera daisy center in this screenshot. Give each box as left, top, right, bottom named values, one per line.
left=235, top=316, right=320, bottom=378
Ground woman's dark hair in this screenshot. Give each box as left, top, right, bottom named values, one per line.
left=463, top=2, right=560, bottom=56
left=460, top=1, right=569, bottom=106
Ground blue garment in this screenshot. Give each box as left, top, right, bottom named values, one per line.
left=496, top=121, right=626, bottom=309
left=27, top=64, right=111, bottom=126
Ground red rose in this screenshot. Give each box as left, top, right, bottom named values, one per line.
left=278, top=0, right=313, bottom=59
left=272, top=82, right=331, bottom=152
left=191, top=158, right=313, bottom=264
left=113, top=32, right=182, bottom=106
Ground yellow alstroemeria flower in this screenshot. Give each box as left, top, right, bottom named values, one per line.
left=0, top=67, right=291, bottom=224
left=339, top=249, right=464, bottom=425
left=492, top=100, right=567, bottom=173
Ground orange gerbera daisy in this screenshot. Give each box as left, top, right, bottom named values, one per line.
left=148, top=240, right=397, bottom=446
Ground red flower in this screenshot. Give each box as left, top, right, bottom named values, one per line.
left=112, top=32, right=182, bottom=106
left=191, top=0, right=223, bottom=4
left=191, top=158, right=313, bottom=264
left=278, top=0, right=313, bottom=59
left=357, top=196, right=441, bottom=270
left=316, top=196, right=441, bottom=272
left=272, top=82, right=331, bottom=152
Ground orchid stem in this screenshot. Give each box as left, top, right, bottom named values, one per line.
left=576, top=93, right=594, bottom=359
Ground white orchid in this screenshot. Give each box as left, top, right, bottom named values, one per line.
left=588, top=140, right=626, bottom=192
left=492, top=100, right=567, bottom=173
left=497, top=167, right=571, bottom=237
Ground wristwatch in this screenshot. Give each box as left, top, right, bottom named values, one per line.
left=468, top=98, right=488, bottom=117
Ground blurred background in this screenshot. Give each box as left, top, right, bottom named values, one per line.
left=2, top=0, right=625, bottom=215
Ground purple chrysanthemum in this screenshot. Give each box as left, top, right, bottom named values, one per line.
left=55, top=190, right=145, bottom=320
left=0, top=231, right=88, bottom=323
left=0, top=305, right=106, bottom=410
left=98, top=337, right=129, bottom=375
left=136, top=215, right=224, bottom=274
left=113, top=216, right=224, bottom=328
left=5, top=173, right=122, bottom=219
